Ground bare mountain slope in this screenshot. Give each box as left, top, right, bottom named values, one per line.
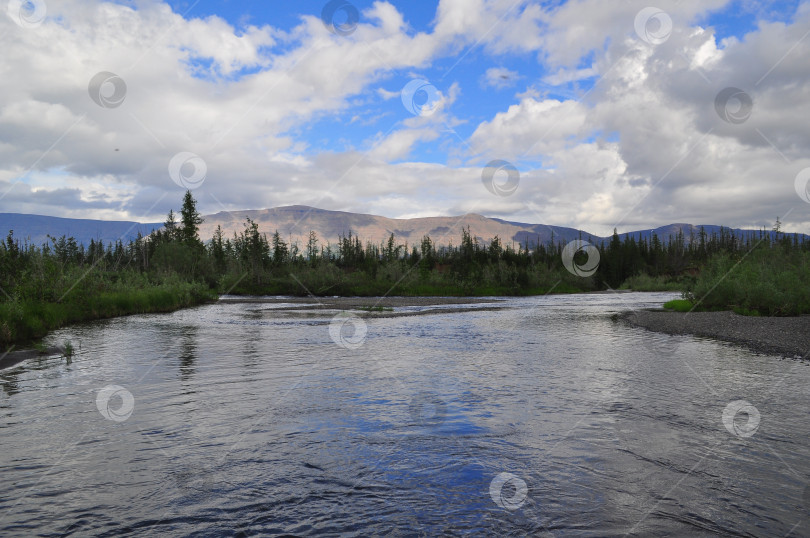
left=199, top=206, right=588, bottom=248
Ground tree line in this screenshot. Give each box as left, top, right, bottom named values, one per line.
left=1, top=191, right=808, bottom=330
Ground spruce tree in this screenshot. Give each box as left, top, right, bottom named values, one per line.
left=180, top=190, right=203, bottom=245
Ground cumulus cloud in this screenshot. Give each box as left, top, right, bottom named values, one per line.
left=464, top=0, right=810, bottom=233
left=470, top=97, right=589, bottom=158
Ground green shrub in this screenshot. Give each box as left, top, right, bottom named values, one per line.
left=621, top=273, right=685, bottom=292
left=687, top=247, right=810, bottom=316
left=663, top=299, right=693, bottom=312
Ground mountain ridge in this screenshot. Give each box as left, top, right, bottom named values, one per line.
left=0, top=206, right=802, bottom=248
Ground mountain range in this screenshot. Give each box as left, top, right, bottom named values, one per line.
left=0, top=206, right=801, bottom=249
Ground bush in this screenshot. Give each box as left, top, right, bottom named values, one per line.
left=621, top=273, right=685, bottom=292
left=687, top=247, right=810, bottom=316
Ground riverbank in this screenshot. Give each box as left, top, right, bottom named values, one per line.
left=0, top=281, right=217, bottom=353
left=622, top=309, right=810, bottom=358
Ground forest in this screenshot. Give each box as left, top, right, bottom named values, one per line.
left=1, top=191, right=808, bottom=348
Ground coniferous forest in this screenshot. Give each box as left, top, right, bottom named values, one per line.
left=2, top=191, right=809, bottom=348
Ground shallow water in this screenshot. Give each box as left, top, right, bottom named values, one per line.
left=1, top=292, right=809, bottom=536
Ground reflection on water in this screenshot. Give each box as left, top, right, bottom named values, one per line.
left=1, top=367, right=21, bottom=397
left=0, top=292, right=809, bottom=536
left=178, top=327, right=197, bottom=381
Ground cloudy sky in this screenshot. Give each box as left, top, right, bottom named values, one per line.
left=1, top=0, right=809, bottom=235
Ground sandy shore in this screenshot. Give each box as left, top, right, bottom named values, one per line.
left=623, top=310, right=810, bottom=358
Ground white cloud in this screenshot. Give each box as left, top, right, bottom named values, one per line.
left=470, top=97, right=589, bottom=159
left=1, top=0, right=809, bottom=238
left=376, top=88, right=400, bottom=100
left=542, top=65, right=598, bottom=86
left=0, top=0, right=450, bottom=219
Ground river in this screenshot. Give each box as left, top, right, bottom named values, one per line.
left=1, top=292, right=808, bottom=536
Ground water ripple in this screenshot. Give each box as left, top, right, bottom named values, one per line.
left=0, top=292, right=808, bottom=536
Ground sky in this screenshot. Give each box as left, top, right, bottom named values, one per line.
left=0, top=0, right=809, bottom=235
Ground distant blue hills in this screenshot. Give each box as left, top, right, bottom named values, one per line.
left=491, top=219, right=807, bottom=247
left=0, top=213, right=162, bottom=247
left=0, top=209, right=805, bottom=248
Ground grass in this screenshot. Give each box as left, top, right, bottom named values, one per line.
left=0, top=280, right=216, bottom=350
left=663, top=299, right=693, bottom=312
left=357, top=306, right=393, bottom=312
left=62, top=340, right=74, bottom=363
left=664, top=299, right=767, bottom=317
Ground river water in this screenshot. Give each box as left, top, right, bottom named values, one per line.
left=1, top=292, right=808, bottom=536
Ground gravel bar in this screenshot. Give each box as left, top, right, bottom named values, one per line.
left=622, top=310, right=810, bottom=359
